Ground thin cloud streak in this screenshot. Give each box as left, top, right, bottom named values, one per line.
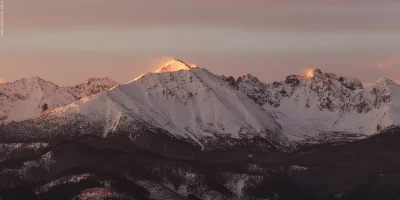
left=2, top=28, right=400, bottom=54
left=362, top=82, right=374, bottom=88
left=377, top=57, right=400, bottom=69
left=6, top=0, right=400, bottom=33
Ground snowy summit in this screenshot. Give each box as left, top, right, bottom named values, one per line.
left=155, top=59, right=192, bottom=73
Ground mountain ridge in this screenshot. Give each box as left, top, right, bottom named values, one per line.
left=236, top=68, right=400, bottom=139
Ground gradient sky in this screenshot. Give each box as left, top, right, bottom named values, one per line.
left=1, top=0, right=400, bottom=86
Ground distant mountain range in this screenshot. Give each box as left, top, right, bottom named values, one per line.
left=1, top=59, right=400, bottom=199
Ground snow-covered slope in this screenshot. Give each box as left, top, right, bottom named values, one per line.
left=39, top=60, right=285, bottom=149
left=0, top=77, right=76, bottom=123
left=0, top=77, right=117, bottom=124
left=236, top=69, right=400, bottom=141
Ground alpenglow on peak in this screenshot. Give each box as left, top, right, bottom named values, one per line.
left=155, top=59, right=193, bottom=73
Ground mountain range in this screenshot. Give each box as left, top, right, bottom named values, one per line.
left=1, top=59, right=400, bottom=199
left=2, top=60, right=399, bottom=147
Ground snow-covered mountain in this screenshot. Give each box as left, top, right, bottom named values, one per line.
left=2, top=61, right=400, bottom=149
left=0, top=77, right=117, bottom=123
left=236, top=68, right=400, bottom=141
left=29, top=60, right=285, bottom=150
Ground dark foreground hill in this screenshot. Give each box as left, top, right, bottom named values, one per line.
left=1, top=126, right=400, bottom=200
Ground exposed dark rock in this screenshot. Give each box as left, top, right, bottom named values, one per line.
left=285, top=75, right=300, bottom=86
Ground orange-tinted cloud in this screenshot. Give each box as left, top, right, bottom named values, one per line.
left=0, top=78, right=7, bottom=84
left=362, top=82, right=374, bottom=88
left=391, top=79, right=400, bottom=84
left=377, top=57, right=400, bottom=70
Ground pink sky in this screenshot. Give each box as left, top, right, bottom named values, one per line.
left=1, top=0, right=400, bottom=86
